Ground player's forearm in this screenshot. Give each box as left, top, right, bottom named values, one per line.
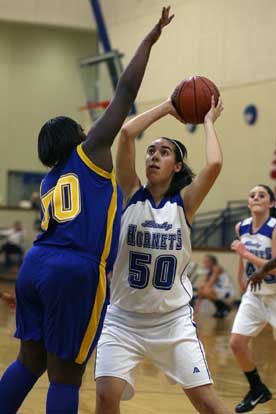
left=117, top=8, right=172, bottom=104
left=236, top=270, right=245, bottom=291
left=243, top=251, right=267, bottom=267
left=207, top=275, right=219, bottom=288
left=205, top=280, right=215, bottom=289
left=243, top=251, right=276, bottom=275
left=203, top=120, right=223, bottom=168
left=239, top=280, right=247, bottom=291
left=83, top=8, right=174, bottom=172
left=258, top=256, right=276, bottom=275
left=116, top=39, right=154, bottom=105
left=121, top=101, right=171, bottom=138
left=83, top=37, right=157, bottom=165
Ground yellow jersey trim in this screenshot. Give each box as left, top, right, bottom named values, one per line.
left=75, top=173, right=117, bottom=364
left=77, top=144, right=113, bottom=179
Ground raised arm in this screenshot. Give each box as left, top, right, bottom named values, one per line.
left=181, top=96, right=224, bottom=223
left=116, top=99, right=175, bottom=200
left=82, top=7, right=174, bottom=172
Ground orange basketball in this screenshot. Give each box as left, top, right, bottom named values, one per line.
left=171, top=76, right=220, bottom=124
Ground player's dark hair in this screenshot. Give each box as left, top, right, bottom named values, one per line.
left=38, top=116, right=84, bottom=168
left=258, top=184, right=276, bottom=218
left=162, top=138, right=195, bottom=197
left=205, top=254, right=218, bottom=266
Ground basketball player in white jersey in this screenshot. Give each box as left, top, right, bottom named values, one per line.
left=230, top=184, right=276, bottom=412
left=94, top=95, right=230, bottom=414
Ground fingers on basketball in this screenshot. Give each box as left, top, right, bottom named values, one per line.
left=211, top=95, right=215, bottom=108
left=217, top=96, right=224, bottom=112
left=171, top=76, right=220, bottom=124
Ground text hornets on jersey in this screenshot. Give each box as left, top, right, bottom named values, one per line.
left=127, top=223, right=182, bottom=250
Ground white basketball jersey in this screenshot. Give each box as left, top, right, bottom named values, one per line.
left=211, top=269, right=234, bottom=292
left=239, top=216, right=276, bottom=295
left=110, top=186, right=193, bottom=313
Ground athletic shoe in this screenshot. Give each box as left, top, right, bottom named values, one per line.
left=212, top=308, right=230, bottom=318
left=235, top=385, right=272, bottom=412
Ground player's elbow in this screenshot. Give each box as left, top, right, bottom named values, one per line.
left=120, top=126, right=130, bottom=139
left=208, top=161, right=222, bottom=177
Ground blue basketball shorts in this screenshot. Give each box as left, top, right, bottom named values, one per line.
left=15, top=245, right=109, bottom=364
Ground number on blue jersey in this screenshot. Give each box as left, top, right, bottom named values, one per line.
left=41, top=173, right=81, bottom=230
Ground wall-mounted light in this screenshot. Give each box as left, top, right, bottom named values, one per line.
left=243, top=104, right=258, bottom=125
left=186, top=123, right=197, bottom=133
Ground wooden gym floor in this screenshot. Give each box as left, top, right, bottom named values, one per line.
left=0, top=279, right=275, bottom=414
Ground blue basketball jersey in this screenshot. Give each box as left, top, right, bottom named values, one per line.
left=15, top=144, right=123, bottom=363
left=35, top=144, right=123, bottom=272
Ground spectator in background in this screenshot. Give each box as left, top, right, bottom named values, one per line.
left=31, top=192, right=41, bottom=234
left=0, top=221, right=25, bottom=267
left=195, top=255, right=235, bottom=318
left=30, top=192, right=40, bottom=211
left=0, top=291, right=16, bottom=309
left=33, top=218, right=41, bottom=234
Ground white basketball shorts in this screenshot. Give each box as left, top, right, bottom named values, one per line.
left=214, top=286, right=233, bottom=300
left=232, top=290, right=276, bottom=339
left=95, top=304, right=213, bottom=400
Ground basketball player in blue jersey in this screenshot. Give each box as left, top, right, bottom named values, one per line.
left=94, top=97, right=232, bottom=414
left=0, top=7, right=174, bottom=414
left=230, top=184, right=276, bottom=412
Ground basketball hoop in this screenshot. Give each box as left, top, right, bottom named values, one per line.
left=79, top=100, right=110, bottom=121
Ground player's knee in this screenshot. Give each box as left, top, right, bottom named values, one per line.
left=186, top=384, right=229, bottom=414
left=18, top=355, right=46, bottom=377
left=33, top=361, right=46, bottom=377
left=47, top=365, right=85, bottom=387
left=197, top=398, right=224, bottom=414
left=230, top=334, right=244, bottom=355
left=96, top=387, right=119, bottom=412
left=47, top=352, right=86, bottom=387
left=96, top=380, right=121, bottom=413
left=18, top=341, right=47, bottom=377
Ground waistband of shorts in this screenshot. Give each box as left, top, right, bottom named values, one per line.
left=29, top=244, right=103, bottom=266
left=106, top=304, right=193, bottom=327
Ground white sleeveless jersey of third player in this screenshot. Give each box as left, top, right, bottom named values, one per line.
left=239, top=216, right=276, bottom=295
left=110, top=186, right=193, bottom=313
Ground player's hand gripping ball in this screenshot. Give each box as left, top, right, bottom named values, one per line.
left=171, top=76, right=220, bottom=124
